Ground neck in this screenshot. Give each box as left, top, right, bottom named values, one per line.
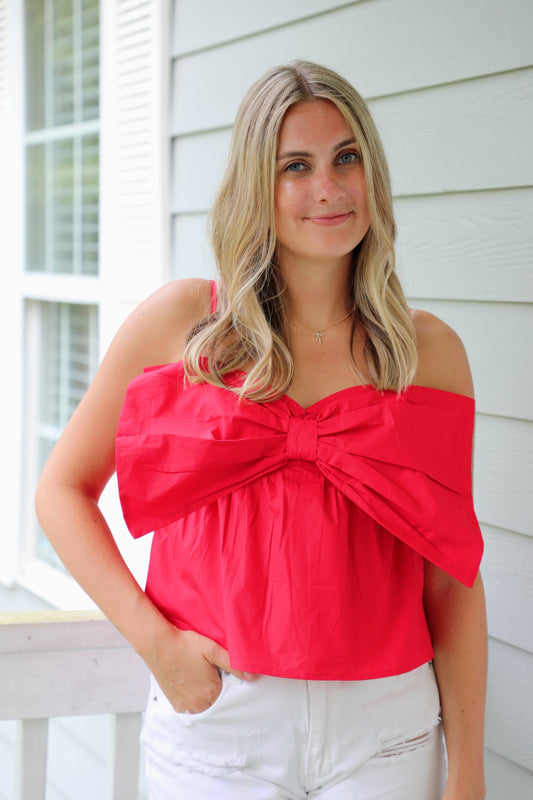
left=281, top=256, right=354, bottom=326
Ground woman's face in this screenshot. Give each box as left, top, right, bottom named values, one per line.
left=274, top=99, right=370, bottom=274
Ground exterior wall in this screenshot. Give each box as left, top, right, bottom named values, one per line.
left=1, top=0, right=531, bottom=796
left=169, top=1, right=533, bottom=797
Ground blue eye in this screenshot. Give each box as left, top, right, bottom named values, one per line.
left=285, top=161, right=307, bottom=172
left=337, top=151, right=360, bottom=164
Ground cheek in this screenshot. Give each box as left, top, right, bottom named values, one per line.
left=358, top=185, right=370, bottom=215
left=351, top=173, right=368, bottom=203
left=275, top=181, right=302, bottom=216
left=275, top=197, right=296, bottom=242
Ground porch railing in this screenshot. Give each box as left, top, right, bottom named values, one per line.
left=0, top=610, right=150, bottom=800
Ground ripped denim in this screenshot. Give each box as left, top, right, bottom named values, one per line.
left=141, top=662, right=446, bottom=799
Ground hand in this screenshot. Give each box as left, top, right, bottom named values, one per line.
left=141, top=624, right=256, bottom=714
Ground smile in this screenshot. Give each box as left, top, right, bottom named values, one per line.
left=306, top=212, right=353, bottom=227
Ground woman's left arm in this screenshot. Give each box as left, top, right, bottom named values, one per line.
left=424, top=566, right=487, bottom=800
left=413, top=309, right=487, bottom=799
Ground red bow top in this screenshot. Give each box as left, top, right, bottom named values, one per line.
left=116, top=362, right=483, bottom=679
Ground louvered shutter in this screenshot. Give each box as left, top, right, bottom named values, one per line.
left=101, top=0, right=169, bottom=294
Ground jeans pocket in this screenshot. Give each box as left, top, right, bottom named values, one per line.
left=148, top=670, right=230, bottom=724
left=141, top=672, right=249, bottom=771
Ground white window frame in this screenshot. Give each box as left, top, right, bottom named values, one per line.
left=18, top=297, right=100, bottom=608
left=1, top=0, right=170, bottom=609
left=17, top=0, right=103, bottom=607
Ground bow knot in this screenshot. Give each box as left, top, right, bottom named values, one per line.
left=286, top=417, right=318, bottom=461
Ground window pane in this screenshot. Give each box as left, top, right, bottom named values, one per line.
left=25, top=133, right=100, bottom=274
left=39, top=302, right=97, bottom=426
left=52, top=0, right=75, bottom=126
left=24, top=0, right=46, bottom=131
left=25, top=144, right=46, bottom=271
left=28, top=301, right=98, bottom=568
left=82, top=0, right=100, bottom=121
left=82, top=133, right=99, bottom=273
left=52, top=138, right=74, bottom=272
left=25, top=0, right=100, bottom=129
left=24, top=1, right=100, bottom=272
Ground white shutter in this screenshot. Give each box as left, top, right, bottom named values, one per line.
left=99, top=0, right=170, bottom=305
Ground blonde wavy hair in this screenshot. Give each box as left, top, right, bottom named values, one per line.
left=184, top=60, right=417, bottom=399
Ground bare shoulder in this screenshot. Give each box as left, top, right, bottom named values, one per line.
left=112, top=277, right=213, bottom=368
left=91, top=276, right=212, bottom=413
left=411, top=309, right=474, bottom=398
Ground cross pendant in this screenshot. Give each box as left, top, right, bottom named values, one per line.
left=313, top=331, right=323, bottom=344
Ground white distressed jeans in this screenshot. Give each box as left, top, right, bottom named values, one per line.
left=141, top=662, right=446, bottom=799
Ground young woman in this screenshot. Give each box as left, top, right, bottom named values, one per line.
left=36, top=61, right=487, bottom=799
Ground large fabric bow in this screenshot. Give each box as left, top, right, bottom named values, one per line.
left=116, top=362, right=483, bottom=586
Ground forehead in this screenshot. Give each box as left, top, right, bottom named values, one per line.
left=277, top=99, right=353, bottom=150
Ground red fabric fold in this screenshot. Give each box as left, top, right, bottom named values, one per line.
left=116, top=362, right=482, bottom=586
left=114, top=361, right=483, bottom=679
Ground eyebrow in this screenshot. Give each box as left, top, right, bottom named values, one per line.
left=276, top=137, right=358, bottom=161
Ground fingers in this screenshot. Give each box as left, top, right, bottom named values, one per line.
left=205, top=641, right=258, bottom=681
left=230, top=669, right=258, bottom=681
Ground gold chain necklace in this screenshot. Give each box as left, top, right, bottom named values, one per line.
left=290, top=310, right=353, bottom=344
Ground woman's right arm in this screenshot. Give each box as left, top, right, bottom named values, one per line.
left=35, top=279, right=253, bottom=713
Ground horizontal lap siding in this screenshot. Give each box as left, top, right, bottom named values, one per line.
left=171, top=0, right=532, bottom=133
left=482, top=526, right=533, bottom=653
left=373, top=70, right=533, bottom=194
left=486, top=638, right=533, bottom=773
left=172, top=0, right=347, bottom=54
left=396, top=189, right=533, bottom=303
left=170, top=1, right=533, bottom=795
left=414, top=301, right=533, bottom=420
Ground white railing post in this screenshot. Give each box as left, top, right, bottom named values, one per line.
left=0, top=611, right=150, bottom=798
left=108, top=712, right=144, bottom=800
left=14, top=718, right=49, bottom=800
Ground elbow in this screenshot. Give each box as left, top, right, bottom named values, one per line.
left=35, top=469, right=46, bottom=522
left=34, top=465, right=56, bottom=530
left=35, top=463, right=105, bottom=531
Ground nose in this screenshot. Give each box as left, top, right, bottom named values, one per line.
left=313, top=165, right=345, bottom=203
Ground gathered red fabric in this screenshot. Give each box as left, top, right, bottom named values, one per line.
left=115, top=360, right=483, bottom=680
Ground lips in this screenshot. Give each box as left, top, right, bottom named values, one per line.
left=306, top=212, right=353, bottom=226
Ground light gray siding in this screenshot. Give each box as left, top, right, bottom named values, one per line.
left=169, top=1, right=533, bottom=797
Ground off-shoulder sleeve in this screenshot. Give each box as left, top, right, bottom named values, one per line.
left=116, top=369, right=483, bottom=586
left=356, top=386, right=483, bottom=586
left=116, top=361, right=287, bottom=535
